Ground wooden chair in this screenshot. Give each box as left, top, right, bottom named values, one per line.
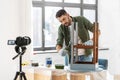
left=69, top=22, right=99, bottom=71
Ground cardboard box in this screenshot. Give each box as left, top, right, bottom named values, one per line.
left=34, top=69, right=51, bottom=80
left=114, top=74, right=120, bottom=80
left=91, top=70, right=107, bottom=80
left=70, top=70, right=107, bottom=80
left=70, top=73, right=86, bottom=80
left=52, top=70, right=67, bottom=80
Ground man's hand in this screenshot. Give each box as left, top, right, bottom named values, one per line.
left=58, top=48, right=68, bottom=56
left=56, top=45, right=62, bottom=52
left=98, top=30, right=101, bottom=37
left=56, top=45, right=68, bottom=56
left=84, top=40, right=93, bottom=45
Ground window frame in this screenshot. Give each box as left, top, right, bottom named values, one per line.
left=32, top=0, right=98, bottom=51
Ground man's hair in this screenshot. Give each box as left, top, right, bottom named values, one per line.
left=56, top=9, right=67, bottom=18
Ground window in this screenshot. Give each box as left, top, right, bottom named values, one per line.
left=83, top=9, right=95, bottom=23
left=32, top=0, right=98, bottom=51
left=45, top=7, right=61, bottom=47
left=83, top=0, right=96, bottom=4
left=45, top=0, right=62, bottom=2
left=64, top=7, right=80, bottom=16
left=33, top=7, right=42, bottom=47
left=64, top=0, right=80, bottom=3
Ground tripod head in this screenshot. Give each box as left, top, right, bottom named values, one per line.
left=15, top=46, right=27, bottom=55
left=12, top=46, right=27, bottom=60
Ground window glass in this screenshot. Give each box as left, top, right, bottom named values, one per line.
left=83, top=9, right=95, bottom=23
left=45, top=0, right=62, bottom=2
left=83, top=0, right=95, bottom=4
left=45, top=7, right=61, bottom=47
left=83, top=9, right=95, bottom=38
left=64, top=7, right=80, bottom=16
left=33, top=7, right=42, bottom=47
left=64, top=0, right=80, bottom=3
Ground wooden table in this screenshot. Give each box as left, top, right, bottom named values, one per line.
left=22, top=66, right=109, bottom=80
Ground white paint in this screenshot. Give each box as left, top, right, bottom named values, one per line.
left=98, top=0, right=120, bottom=74
left=0, top=0, right=32, bottom=79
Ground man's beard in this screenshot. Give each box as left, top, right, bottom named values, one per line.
left=64, top=18, right=71, bottom=27
left=64, top=22, right=70, bottom=26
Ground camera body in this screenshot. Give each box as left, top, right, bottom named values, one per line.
left=8, top=36, right=31, bottom=47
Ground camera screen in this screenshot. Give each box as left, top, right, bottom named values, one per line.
left=8, top=40, right=15, bottom=45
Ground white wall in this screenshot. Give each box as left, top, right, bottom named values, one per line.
left=0, top=0, right=32, bottom=80
left=0, top=0, right=19, bottom=79
left=98, top=0, right=120, bottom=74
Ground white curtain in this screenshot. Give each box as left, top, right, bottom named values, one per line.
left=19, top=0, right=33, bottom=61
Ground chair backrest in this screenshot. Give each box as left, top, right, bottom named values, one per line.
left=71, top=22, right=99, bottom=64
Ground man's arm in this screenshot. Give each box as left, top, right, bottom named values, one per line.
left=82, top=16, right=101, bottom=39
left=82, top=16, right=94, bottom=32
left=56, top=26, right=64, bottom=52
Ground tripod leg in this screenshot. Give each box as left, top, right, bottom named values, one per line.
left=21, top=72, right=27, bottom=80
left=14, top=72, right=19, bottom=80
left=20, top=72, right=23, bottom=80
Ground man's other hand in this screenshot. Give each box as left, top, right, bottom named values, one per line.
left=56, top=45, right=62, bottom=52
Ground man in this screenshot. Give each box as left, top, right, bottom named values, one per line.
left=55, top=9, right=100, bottom=64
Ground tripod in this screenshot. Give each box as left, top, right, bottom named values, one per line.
left=12, top=46, right=27, bottom=80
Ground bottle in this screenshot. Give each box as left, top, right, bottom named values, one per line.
left=46, top=57, right=52, bottom=68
